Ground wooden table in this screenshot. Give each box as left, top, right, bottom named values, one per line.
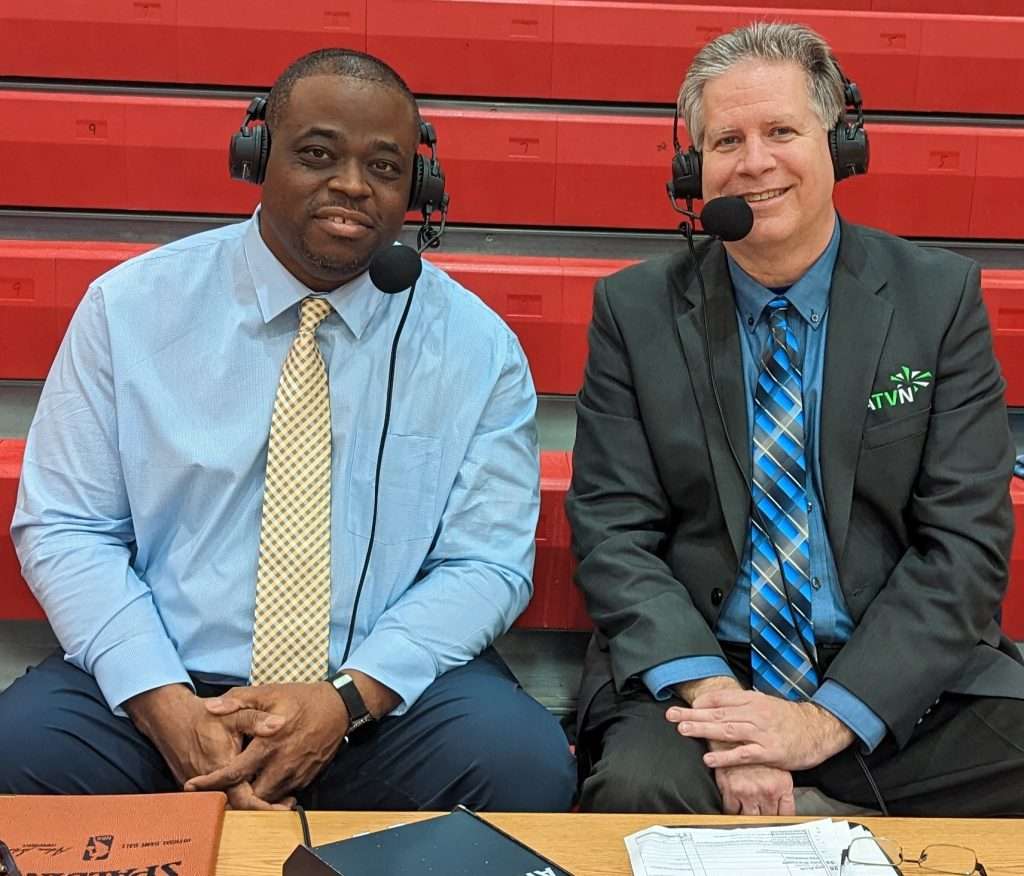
left=216, top=811, right=1024, bottom=875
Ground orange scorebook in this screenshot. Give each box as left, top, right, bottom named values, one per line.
left=0, top=791, right=226, bottom=876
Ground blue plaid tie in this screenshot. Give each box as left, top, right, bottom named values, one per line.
left=749, top=298, right=818, bottom=700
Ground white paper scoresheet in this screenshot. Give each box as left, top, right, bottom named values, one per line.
left=624, top=819, right=897, bottom=876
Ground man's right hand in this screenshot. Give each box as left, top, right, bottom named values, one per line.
left=124, top=683, right=287, bottom=810
left=710, top=739, right=796, bottom=815
left=671, top=676, right=795, bottom=816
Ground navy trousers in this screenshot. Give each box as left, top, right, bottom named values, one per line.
left=0, top=648, right=576, bottom=811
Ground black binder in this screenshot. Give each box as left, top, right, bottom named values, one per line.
left=283, top=805, right=575, bottom=876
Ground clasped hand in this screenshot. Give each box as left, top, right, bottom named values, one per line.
left=666, top=688, right=854, bottom=772
left=184, top=682, right=349, bottom=807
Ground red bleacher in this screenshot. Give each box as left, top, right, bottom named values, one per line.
left=5, top=243, right=1024, bottom=405
left=4, top=4, right=1023, bottom=114
left=3, top=90, right=1023, bottom=238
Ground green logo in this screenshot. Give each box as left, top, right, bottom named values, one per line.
left=867, top=365, right=932, bottom=412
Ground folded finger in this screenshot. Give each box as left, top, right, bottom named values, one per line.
left=666, top=706, right=749, bottom=725
left=676, top=720, right=757, bottom=745
left=224, top=708, right=285, bottom=737
left=185, top=744, right=267, bottom=791
left=703, top=743, right=768, bottom=769
left=225, top=782, right=277, bottom=811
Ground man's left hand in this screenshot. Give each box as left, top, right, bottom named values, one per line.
left=666, top=688, right=855, bottom=771
left=184, top=682, right=349, bottom=803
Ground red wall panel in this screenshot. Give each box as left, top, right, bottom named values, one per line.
left=428, top=110, right=559, bottom=226
left=919, top=16, right=1024, bottom=115
left=367, top=0, right=553, bottom=99
left=833, top=126, right=977, bottom=239
left=175, top=1, right=366, bottom=86
left=433, top=254, right=569, bottom=392
left=971, top=130, right=1024, bottom=241
left=983, top=271, right=1024, bottom=408
left=2, top=0, right=179, bottom=81
left=0, top=243, right=148, bottom=380
left=552, top=4, right=744, bottom=104
left=553, top=5, right=923, bottom=111
left=873, top=0, right=1023, bottom=14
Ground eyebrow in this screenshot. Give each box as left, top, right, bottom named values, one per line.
left=295, top=127, right=407, bottom=157
left=707, top=117, right=800, bottom=138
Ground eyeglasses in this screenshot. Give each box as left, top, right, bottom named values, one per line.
left=0, top=841, right=21, bottom=876
left=842, top=837, right=987, bottom=876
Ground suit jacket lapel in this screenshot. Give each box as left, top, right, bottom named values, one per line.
left=674, top=239, right=750, bottom=563
left=821, top=221, right=892, bottom=567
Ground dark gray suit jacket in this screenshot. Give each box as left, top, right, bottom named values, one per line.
left=567, top=218, right=1024, bottom=748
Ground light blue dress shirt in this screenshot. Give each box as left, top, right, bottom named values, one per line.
left=643, top=217, right=887, bottom=751
left=12, top=210, right=540, bottom=716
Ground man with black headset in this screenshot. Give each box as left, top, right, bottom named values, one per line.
left=0, top=49, right=575, bottom=812
left=567, top=22, right=1024, bottom=816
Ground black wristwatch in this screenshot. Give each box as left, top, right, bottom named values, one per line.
left=328, top=672, right=377, bottom=743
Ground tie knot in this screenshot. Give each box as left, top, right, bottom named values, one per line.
left=299, top=297, right=332, bottom=335
left=767, top=297, right=789, bottom=326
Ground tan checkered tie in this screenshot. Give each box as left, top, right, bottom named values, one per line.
left=250, top=296, right=333, bottom=685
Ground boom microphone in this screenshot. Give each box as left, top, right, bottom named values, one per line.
left=700, top=196, right=754, bottom=242
left=369, top=243, right=423, bottom=294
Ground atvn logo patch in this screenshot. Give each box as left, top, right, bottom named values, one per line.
left=867, top=366, right=932, bottom=412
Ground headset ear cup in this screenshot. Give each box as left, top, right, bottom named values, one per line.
left=253, top=123, right=270, bottom=185
left=408, top=154, right=426, bottom=212
left=228, top=96, right=270, bottom=185
left=409, top=154, right=446, bottom=214
left=670, top=146, right=703, bottom=201
left=830, top=121, right=869, bottom=182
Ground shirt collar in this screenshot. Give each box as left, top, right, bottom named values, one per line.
left=728, top=213, right=841, bottom=333
left=243, top=206, right=385, bottom=339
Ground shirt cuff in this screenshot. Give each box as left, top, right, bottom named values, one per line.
left=642, top=657, right=735, bottom=701
left=343, top=627, right=439, bottom=717
left=813, top=680, right=887, bottom=753
left=89, top=633, right=194, bottom=717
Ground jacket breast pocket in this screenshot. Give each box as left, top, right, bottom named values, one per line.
left=861, top=408, right=930, bottom=450
left=346, top=430, right=442, bottom=544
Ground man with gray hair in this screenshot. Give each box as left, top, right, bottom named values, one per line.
left=567, top=21, right=1024, bottom=816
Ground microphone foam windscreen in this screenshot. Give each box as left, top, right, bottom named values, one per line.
left=369, top=243, right=423, bottom=294
left=700, top=196, right=754, bottom=242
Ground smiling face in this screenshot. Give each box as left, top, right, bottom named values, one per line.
left=700, top=59, right=837, bottom=266
left=258, top=74, right=420, bottom=292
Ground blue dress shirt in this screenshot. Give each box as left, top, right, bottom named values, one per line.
left=12, top=210, right=540, bottom=716
left=643, top=216, right=887, bottom=751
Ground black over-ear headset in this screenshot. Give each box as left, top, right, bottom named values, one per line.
left=228, top=95, right=448, bottom=216
left=667, top=66, right=869, bottom=203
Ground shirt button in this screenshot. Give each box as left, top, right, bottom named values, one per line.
left=806, top=501, right=813, bottom=513
left=811, top=312, right=819, bottom=324
left=747, top=316, right=754, bottom=326
left=811, top=577, right=822, bottom=590
left=711, top=588, right=724, bottom=606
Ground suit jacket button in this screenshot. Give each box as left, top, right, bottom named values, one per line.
left=711, top=588, right=724, bottom=606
